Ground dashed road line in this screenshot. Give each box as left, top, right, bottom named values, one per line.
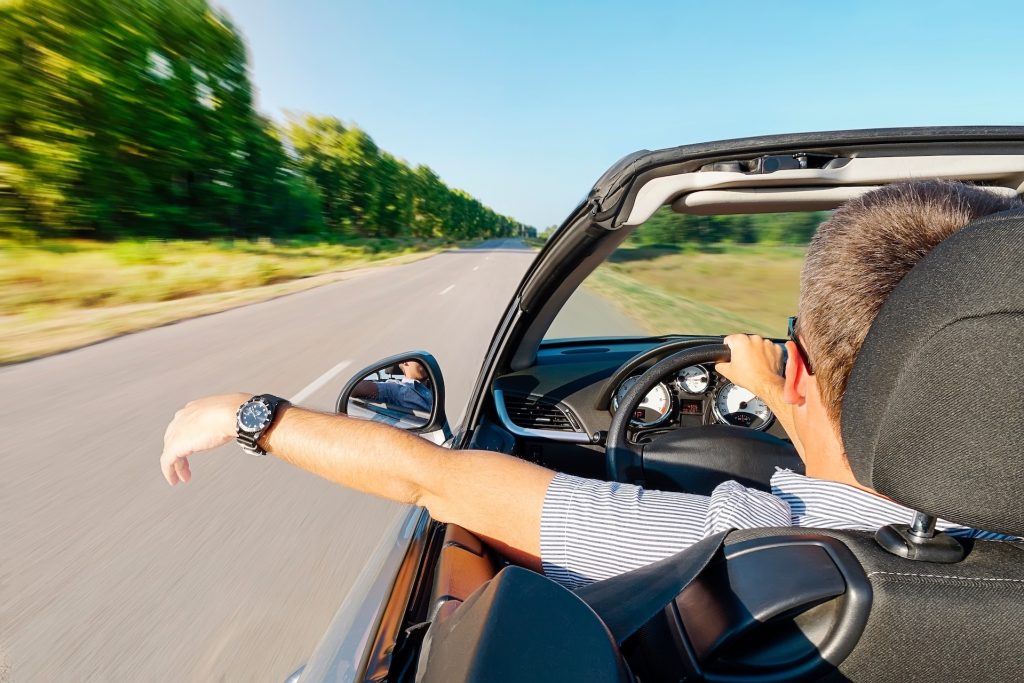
left=291, top=359, right=353, bottom=403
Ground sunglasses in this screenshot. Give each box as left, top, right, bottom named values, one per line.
left=787, top=316, right=815, bottom=375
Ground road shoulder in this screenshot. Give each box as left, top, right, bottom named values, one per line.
left=1, top=251, right=439, bottom=366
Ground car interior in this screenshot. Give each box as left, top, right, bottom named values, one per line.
left=349, top=132, right=1024, bottom=682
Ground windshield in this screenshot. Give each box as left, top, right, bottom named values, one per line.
left=545, top=208, right=828, bottom=340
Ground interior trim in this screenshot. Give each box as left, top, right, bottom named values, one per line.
left=626, top=155, right=1024, bottom=225
left=674, top=186, right=878, bottom=214
left=493, top=389, right=591, bottom=443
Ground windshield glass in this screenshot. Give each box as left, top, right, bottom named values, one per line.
left=545, top=208, right=828, bottom=340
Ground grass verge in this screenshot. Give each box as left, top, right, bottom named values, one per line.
left=582, top=243, right=806, bottom=338
left=0, top=237, right=454, bottom=364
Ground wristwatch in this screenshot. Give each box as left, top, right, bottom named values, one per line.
left=236, top=394, right=290, bottom=456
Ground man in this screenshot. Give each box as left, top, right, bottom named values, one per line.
left=160, top=181, right=1018, bottom=588
left=351, top=359, right=434, bottom=413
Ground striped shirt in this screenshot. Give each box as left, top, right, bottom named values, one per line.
left=540, top=468, right=1012, bottom=589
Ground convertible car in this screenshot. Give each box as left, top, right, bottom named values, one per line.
left=292, top=127, right=1024, bottom=682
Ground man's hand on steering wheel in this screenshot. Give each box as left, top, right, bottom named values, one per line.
left=716, top=334, right=805, bottom=457
left=715, top=335, right=786, bottom=414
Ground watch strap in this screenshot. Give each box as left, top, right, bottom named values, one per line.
left=236, top=431, right=266, bottom=456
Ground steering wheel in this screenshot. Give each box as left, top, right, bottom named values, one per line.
left=605, top=344, right=803, bottom=495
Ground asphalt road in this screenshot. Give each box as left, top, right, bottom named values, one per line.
left=1, top=239, right=644, bottom=682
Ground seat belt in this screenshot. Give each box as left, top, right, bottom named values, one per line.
left=574, top=530, right=731, bottom=645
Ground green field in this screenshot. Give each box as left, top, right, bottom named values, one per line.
left=584, top=244, right=806, bottom=338
left=0, top=237, right=455, bottom=364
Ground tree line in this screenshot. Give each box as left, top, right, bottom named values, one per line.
left=630, top=207, right=827, bottom=246
left=0, top=0, right=534, bottom=242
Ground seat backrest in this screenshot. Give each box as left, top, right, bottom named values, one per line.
left=827, top=533, right=1024, bottom=681
left=633, top=527, right=1024, bottom=682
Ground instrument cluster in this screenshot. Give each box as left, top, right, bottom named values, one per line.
left=610, top=365, right=774, bottom=431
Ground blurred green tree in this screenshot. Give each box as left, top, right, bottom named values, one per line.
left=0, top=1, right=533, bottom=242
left=284, top=113, right=526, bottom=241
left=630, top=207, right=829, bottom=246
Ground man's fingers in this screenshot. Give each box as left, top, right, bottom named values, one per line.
left=161, top=453, right=190, bottom=486
left=722, top=333, right=743, bottom=349
left=718, top=335, right=743, bottom=369
left=174, top=457, right=191, bottom=484
left=163, top=456, right=179, bottom=486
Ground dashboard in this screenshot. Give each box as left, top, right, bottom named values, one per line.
left=490, top=337, right=792, bottom=470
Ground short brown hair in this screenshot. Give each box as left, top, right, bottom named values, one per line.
left=800, top=180, right=1021, bottom=428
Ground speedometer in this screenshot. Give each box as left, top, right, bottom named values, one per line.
left=611, top=376, right=676, bottom=428
left=712, top=382, right=774, bottom=430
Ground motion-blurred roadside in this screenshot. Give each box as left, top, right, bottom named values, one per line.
left=0, top=0, right=538, bottom=364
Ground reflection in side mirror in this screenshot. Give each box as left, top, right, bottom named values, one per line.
left=347, top=361, right=433, bottom=430
left=337, top=351, right=450, bottom=441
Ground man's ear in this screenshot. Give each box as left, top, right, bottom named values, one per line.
left=783, top=340, right=809, bottom=406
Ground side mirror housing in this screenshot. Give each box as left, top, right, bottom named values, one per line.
left=338, top=351, right=450, bottom=440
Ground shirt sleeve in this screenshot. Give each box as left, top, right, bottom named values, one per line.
left=374, top=381, right=398, bottom=405
left=705, top=479, right=792, bottom=533
left=375, top=381, right=431, bottom=412
left=540, top=473, right=712, bottom=589
left=540, top=474, right=794, bottom=589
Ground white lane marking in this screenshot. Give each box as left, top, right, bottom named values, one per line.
left=472, top=266, right=479, bottom=271
left=439, top=284, right=455, bottom=296
left=291, top=359, right=353, bottom=403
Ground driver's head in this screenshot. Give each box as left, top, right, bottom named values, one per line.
left=793, top=181, right=1020, bottom=440
left=398, top=360, right=429, bottom=382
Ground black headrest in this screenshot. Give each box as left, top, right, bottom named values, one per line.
left=842, top=210, right=1024, bottom=537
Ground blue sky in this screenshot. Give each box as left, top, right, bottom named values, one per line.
left=215, top=0, right=1024, bottom=229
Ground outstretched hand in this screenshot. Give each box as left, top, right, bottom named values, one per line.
left=160, top=393, right=249, bottom=486
left=715, top=334, right=785, bottom=408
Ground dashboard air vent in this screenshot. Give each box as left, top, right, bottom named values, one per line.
left=502, top=394, right=582, bottom=433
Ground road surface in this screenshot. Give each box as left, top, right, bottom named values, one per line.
left=0, top=239, right=643, bottom=682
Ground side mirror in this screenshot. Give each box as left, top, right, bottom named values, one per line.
left=337, top=351, right=451, bottom=441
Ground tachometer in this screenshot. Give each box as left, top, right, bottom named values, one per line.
left=712, top=382, right=774, bottom=430
left=676, top=365, right=711, bottom=395
left=611, top=376, right=676, bottom=428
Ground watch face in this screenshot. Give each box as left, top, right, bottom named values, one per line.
left=239, top=400, right=271, bottom=431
